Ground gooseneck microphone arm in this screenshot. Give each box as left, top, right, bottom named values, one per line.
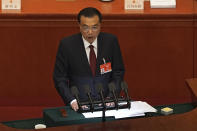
left=84, top=85, right=94, bottom=112
left=108, top=82, right=119, bottom=110
left=96, top=83, right=106, bottom=109
left=71, top=86, right=82, bottom=111
left=96, top=83, right=106, bottom=122
left=121, top=81, right=131, bottom=109
left=75, top=81, right=131, bottom=115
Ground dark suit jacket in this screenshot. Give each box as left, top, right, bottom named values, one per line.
left=53, top=32, right=125, bottom=105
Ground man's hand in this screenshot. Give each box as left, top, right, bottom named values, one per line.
left=105, top=97, right=115, bottom=107
left=71, top=101, right=79, bottom=111
left=106, top=102, right=115, bottom=107
left=71, top=100, right=89, bottom=111
left=81, top=105, right=89, bottom=109
left=98, top=102, right=115, bottom=107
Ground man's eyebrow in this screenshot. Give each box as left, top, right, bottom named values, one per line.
left=93, top=24, right=99, bottom=26
left=81, top=24, right=99, bottom=27
left=81, top=24, right=88, bottom=27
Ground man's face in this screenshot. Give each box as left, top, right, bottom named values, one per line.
left=79, top=15, right=101, bottom=44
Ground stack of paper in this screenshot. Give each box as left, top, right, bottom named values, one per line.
left=150, top=0, right=176, bottom=8
left=82, top=101, right=157, bottom=119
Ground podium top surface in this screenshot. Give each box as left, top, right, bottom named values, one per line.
left=43, top=106, right=85, bottom=122
left=43, top=106, right=115, bottom=126
left=43, top=103, right=194, bottom=127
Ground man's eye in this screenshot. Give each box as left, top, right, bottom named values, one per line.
left=83, top=26, right=89, bottom=29
left=92, top=26, right=98, bottom=29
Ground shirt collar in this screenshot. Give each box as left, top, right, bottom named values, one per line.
left=82, top=36, right=97, bottom=49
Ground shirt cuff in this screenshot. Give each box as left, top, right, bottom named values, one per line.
left=70, top=99, right=77, bottom=105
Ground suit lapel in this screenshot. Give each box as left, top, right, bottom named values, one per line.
left=77, top=34, right=92, bottom=75
left=96, top=33, right=104, bottom=76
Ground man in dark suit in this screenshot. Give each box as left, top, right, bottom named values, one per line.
left=53, top=7, right=125, bottom=111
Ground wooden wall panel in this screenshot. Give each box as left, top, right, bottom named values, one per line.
left=194, top=20, right=197, bottom=78
left=0, top=0, right=194, bottom=106
left=194, top=1, right=197, bottom=79
left=0, top=18, right=194, bottom=106
left=0, top=25, right=80, bottom=106
left=102, top=20, right=194, bottom=105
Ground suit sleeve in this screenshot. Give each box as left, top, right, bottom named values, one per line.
left=53, top=40, right=75, bottom=105
left=111, top=36, right=125, bottom=96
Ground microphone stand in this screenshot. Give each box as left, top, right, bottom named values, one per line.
left=112, top=90, right=119, bottom=110
left=75, top=95, right=82, bottom=112
left=96, top=83, right=106, bottom=122
left=84, top=85, right=94, bottom=112
left=108, top=82, right=119, bottom=110
left=125, top=91, right=131, bottom=109
left=71, top=86, right=82, bottom=111
left=87, top=93, right=94, bottom=112
left=102, top=109, right=106, bottom=122
left=100, top=93, right=106, bottom=122
left=121, top=81, right=131, bottom=109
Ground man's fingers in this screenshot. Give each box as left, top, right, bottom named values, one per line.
left=71, top=101, right=79, bottom=111
left=106, top=103, right=110, bottom=106
left=106, top=102, right=115, bottom=107
left=73, top=106, right=79, bottom=111
left=81, top=105, right=88, bottom=109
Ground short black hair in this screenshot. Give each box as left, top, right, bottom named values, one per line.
left=77, top=7, right=102, bottom=23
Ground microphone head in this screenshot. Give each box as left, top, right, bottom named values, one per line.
left=108, top=82, right=116, bottom=92
left=95, top=83, right=103, bottom=93
left=121, top=81, right=128, bottom=91
left=71, top=86, right=79, bottom=96
left=84, top=85, right=91, bottom=94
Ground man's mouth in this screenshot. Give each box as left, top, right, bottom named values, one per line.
left=87, top=36, right=93, bottom=39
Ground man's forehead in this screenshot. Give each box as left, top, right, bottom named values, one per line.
left=80, top=15, right=100, bottom=25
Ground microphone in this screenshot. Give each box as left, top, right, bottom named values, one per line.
left=84, top=85, right=94, bottom=112
left=96, top=83, right=106, bottom=122
left=96, top=83, right=106, bottom=109
left=108, top=82, right=119, bottom=109
left=121, top=81, right=131, bottom=109
left=71, top=86, right=82, bottom=109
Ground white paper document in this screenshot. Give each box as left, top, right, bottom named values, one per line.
left=150, top=0, right=176, bottom=8
left=82, top=101, right=157, bottom=119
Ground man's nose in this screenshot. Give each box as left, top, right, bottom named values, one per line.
left=87, top=28, right=93, bottom=34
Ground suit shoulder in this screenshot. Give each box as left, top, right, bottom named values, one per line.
left=99, top=32, right=117, bottom=40
left=60, top=33, right=81, bottom=45
left=57, top=33, right=81, bottom=52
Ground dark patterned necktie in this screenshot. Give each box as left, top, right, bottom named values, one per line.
left=89, top=45, right=96, bottom=76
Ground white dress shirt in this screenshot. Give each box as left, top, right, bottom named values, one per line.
left=82, top=36, right=98, bottom=63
